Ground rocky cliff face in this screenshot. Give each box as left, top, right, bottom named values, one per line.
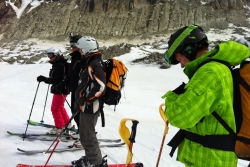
left=0, top=0, right=249, bottom=41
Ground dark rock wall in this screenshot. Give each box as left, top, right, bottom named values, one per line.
left=0, top=0, right=249, bottom=41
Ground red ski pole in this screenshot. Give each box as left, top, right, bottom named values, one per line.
left=43, top=110, right=80, bottom=166
left=44, top=139, right=60, bottom=167
left=44, top=129, right=65, bottom=154
left=156, top=104, right=169, bottom=167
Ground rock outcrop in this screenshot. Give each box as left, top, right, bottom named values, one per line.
left=0, top=0, right=249, bottom=41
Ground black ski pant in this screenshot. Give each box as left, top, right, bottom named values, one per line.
left=71, top=91, right=80, bottom=130
left=79, top=111, right=102, bottom=166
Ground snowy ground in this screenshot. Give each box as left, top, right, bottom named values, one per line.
left=1, top=25, right=250, bottom=167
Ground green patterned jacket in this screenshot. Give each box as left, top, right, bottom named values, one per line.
left=162, top=41, right=250, bottom=167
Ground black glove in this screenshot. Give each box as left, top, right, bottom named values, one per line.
left=77, top=96, right=86, bottom=106
left=172, top=82, right=186, bottom=95
left=37, top=75, right=47, bottom=82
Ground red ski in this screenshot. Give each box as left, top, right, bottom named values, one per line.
left=17, top=163, right=143, bottom=167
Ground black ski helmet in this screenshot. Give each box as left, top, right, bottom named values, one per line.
left=70, top=35, right=82, bottom=46
left=164, top=25, right=208, bottom=65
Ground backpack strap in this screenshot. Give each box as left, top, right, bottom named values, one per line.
left=237, top=136, right=250, bottom=144
left=212, top=111, right=235, bottom=134
left=168, top=128, right=235, bottom=157
left=100, top=99, right=105, bottom=127
left=239, top=76, right=250, bottom=92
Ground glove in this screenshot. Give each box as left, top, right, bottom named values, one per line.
left=77, top=96, right=91, bottom=106
left=172, top=82, right=186, bottom=95
left=77, top=96, right=87, bottom=106
left=37, top=75, right=47, bottom=82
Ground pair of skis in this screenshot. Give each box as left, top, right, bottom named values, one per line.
left=16, top=82, right=144, bottom=166
left=8, top=121, right=124, bottom=154
left=27, top=120, right=78, bottom=133
left=17, top=142, right=125, bottom=154
left=7, top=130, right=121, bottom=143
left=16, top=118, right=144, bottom=167
left=17, top=163, right=143, bottom=167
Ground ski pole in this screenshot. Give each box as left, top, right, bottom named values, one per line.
left=43, top=111, right=79, bottom=165
left=65, top=96, right=71, bottom=109
left=41, top=84, right=50, bottom=123
left=43, top=110, right=80, bottom=166
left=44, top=139, right=60, bottom=167
left=44, top=109, right=80, bottom=154
left=60, top=92, right=71, bottom=110
left=23, top=82, right=40, bottom=141
left=119, top=118, right=139, bottom=166
left=156, top=103, right=169, bottom=167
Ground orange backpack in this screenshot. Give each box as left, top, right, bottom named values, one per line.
left=206, top=60, right=250, bottom=160
left=234, top=62, right=250, bottom=159
left=103, top=58, right=128, bottom=107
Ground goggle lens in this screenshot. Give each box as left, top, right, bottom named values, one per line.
left=164, top=51, right=170, bottom=63
left=47, top=53, right=55, bottom=58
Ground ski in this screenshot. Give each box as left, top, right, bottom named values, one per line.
left=22, top=135, right=121, bottom=143
left=17, top=142, right=125, bottom=154
left=7, top=131, right=121, bottom=143
left=27, top=120, right=78, bottom=133
left=17, top=163, right=143, bottom=167
left=7, top=131, right=72, bottom=137
left=27, top=120, right=55, bottom=128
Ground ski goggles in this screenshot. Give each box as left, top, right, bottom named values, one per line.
left=164, top=25, right=198, bottom=64
left=47, top=53, right=55, bottom=58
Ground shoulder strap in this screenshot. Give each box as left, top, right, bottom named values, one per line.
left=100, top=101, right=105, bottom=127
left=200, top=58, right=243, bottom=133
left=239, top=76, right=250, bottom=92
left=212, top=111, right=235, bottom=134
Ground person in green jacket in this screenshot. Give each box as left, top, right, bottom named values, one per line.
left=162, top=25, right=250, bottom=167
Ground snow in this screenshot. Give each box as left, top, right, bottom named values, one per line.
left=5, top=0, right=44, bottom=19
left=1, top=30, right=250, bottom=167
left=5, top=0, right=32, bottom=19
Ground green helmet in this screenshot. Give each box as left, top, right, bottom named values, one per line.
left=164, top=25, right=208, bottom=65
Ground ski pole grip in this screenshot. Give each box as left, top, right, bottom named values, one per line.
left=129, top=120, right=139, bottom=143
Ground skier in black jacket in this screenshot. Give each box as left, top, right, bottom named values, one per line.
left=71, top=36, right=106, bottom=167
left=37, top=47, right=71, bottom=134
left=66, top=35, right=82, bottom=130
